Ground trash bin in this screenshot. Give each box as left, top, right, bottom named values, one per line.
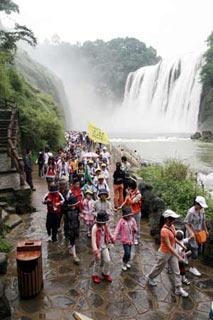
left=16, top=240, right=43, bottom=299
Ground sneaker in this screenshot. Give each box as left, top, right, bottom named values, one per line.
left=175, top=287, right=189, bottom=297
left=92, top=275, right=101, bottom=284
left=182, top=278, right=190, bottom=286
left=126, top=263, right=131, bottom=269
left=134, top=239, right=139, bottom=245
left=73, top=256, right=80, bottom=264
left=47, top=235, right=52, bottom=242
left=102, top=273, right=112, bottom=282
left=189, top=267, right=201, bottom=277
left=145, top=275, right=157, bottom=287
left=122, top=264, right=127, bottom=271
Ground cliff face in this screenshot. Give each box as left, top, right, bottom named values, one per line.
left=198, top=86, right=213, bottom=131
left=15, top=50, right=71, bottom=129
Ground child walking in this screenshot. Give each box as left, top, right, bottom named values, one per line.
left=176, top=230, right=192, bottom=285
left=64, top=194, right=81, bottom=264
left=82, top=190, right=95, bottom=237
left=113, top=206, right=137, bottom=271
left=91, top=211, right=114, bottom=284
left=43, top=183, right=64, bottom=242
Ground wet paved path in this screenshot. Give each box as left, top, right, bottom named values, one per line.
left=4, top=174, right=213, bottom=320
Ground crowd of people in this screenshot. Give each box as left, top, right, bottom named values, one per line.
left=25, top=131, right=209, bottom=298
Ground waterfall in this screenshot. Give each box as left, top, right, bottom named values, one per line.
left=118, top=53, right=203, bottom=134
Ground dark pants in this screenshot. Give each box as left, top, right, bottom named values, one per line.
left=179, top=262, right=186, bottom=275
left=123, top=244, right=132, bottom=264
left=46, top=212, right=59, bottom=241
left=25, top=170, right=33, bottom=189
left=70, top=233, right=76, bottom=246
left=38, top=164, right=44, bottom=177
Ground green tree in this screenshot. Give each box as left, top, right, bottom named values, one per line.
left=0, top=0, right=37, bottom=53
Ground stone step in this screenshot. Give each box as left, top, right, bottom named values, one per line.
left=0, top=172, right=20, bottom=192
left=0, top=110, right=12, bottom=119
left=0, top=148, right=8, bottom=154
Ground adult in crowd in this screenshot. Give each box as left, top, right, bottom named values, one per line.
left=184, top=196, right=209, bottom=276
left=24, top=149, right=36, bottom=191
left=121, top=178, right=142, bottom=245
left=146, top=209, right=189, bottom=297
left=121, top=155, right=131, bottom=198
left=37, top=150, right=45, bottom=177
left=113, top=162, right=125, bottom=209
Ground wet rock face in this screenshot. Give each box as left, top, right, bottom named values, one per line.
left=202, top=220, right=213, bottom=267
left=0, top=253, right=8, bottom=274
left=0, top=280, right=11, bottom=319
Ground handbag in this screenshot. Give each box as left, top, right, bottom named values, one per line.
left=194, top=230, right=207, bottom=244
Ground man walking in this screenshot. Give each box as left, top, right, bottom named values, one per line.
left=24, top=149, right=36, bottom=191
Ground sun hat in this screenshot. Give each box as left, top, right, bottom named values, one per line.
left=103, top=146, right=107, bottom=150
left=96, top=211, right=109, bottom=224
left=162, top=209, right=180, bottom=219
left=195, top=196, right=208, bottom=209
left=122, top=206, right=133, bottom=217
left=98, top=174, right=105, bottom=180
left=98, top=189, right=109, bottom=196
left=101, top=163, right=107, bottom=167
left=88, top=159, right=94, bottom=164
left=85, top=189, right=93, bottom=195
left=95, top=167, right=101, bottom=172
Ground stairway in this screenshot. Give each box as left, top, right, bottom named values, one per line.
left=0, top=108, right=21, bottom=200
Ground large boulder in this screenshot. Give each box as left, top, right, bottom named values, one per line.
left=138, top=182, right=155, bottom=218
left=202, top=219, right=213, bottom=267
left=149, top=196, right=165, bottom=243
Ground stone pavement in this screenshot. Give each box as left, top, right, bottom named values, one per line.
left=4, top=175, right=213, bottom=320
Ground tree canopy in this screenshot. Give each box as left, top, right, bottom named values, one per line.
left=0, top=0, right=36, bottom=53
left=201, top=32, right=213, bottom=87
left=33, top=37, right=160, bottom=101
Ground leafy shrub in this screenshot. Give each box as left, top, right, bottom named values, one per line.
left=138, top=160, right=213, bottom=217
left=0, top=238, right=12, bottom=253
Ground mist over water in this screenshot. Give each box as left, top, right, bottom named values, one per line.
left=27, top=44, right=203, bottom=135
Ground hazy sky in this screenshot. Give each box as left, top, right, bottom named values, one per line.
left=4, top=0, right=213, bottom=58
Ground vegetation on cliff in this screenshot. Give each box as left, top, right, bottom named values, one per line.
left=0, top=0, right=65, bottom=152
left=199, top=31, right=213, bottom=131
left=138, top=160, right=213, bottom=218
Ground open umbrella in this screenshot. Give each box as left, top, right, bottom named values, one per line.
left=82, top=152, right=99, bottom=158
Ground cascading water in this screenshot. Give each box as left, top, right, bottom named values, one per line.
left=111, top=53, right=203, bottom=134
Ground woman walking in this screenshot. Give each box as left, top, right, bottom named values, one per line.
left=145, top=209, right=189, bottom=297
left=184, top=196, right=209, bottom=276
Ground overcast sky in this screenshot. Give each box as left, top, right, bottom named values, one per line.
left=4, top=0, right=213, bottom=58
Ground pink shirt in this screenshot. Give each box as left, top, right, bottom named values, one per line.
left=114, top=217, right=137, bottom=244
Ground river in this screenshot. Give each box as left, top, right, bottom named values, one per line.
left=111, top=134, right=213, bottom=172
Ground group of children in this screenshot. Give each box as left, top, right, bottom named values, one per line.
left=40, top=131, right=204, bottom=294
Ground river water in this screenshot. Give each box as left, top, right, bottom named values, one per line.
left=111, top=134, right=213, bottom=173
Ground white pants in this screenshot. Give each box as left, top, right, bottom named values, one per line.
left=93, top=247, right=111, bottom=276
left=148, top=250, right=182, bottom=288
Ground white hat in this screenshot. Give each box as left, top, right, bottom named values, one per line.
left=195, top=196, right=208, bottom=208
left=103, top=146, right=107, bottom=150
left=163, top=209, right=180, bottom=219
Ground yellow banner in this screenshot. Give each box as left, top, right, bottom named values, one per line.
left=88, top=122, right=109, bottom=145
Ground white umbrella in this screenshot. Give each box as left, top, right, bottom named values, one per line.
left=82, top=152, right=99, bottom=158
